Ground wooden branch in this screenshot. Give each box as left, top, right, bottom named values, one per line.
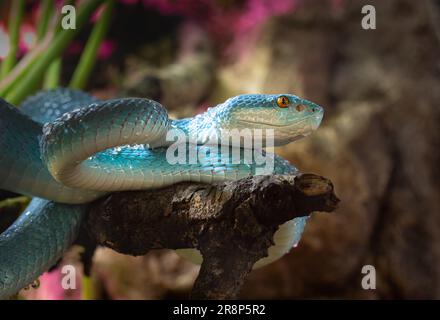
left=86, top=173, right=339, bottom=299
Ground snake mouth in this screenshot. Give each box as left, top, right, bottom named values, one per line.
left=236, top=114, right=322, bottom=129
left=236, top=120, right=292, bottom=127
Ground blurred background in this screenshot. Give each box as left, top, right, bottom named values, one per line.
left=0, top=0, right=439, bottom=299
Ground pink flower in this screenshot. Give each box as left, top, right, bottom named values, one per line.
left=91, top=5, right=105, bottom=22
left=98, top=40, right=116, bottom=59
left=21, top=268, right=82, bottom=300
left=67, top=40, right=83, bottom=55
left=66, top=40, right=116, bottom=60
left=120, top=0, right=140, bottom=5
left=141, top=0, right=300, bottom=59
left=19, top=23, right=37, bottom=54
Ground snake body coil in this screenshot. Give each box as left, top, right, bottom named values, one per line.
left=0, top=88, right=324, bottom=298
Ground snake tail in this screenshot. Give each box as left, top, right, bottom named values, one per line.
left=0, top=198, right=85, bottom=299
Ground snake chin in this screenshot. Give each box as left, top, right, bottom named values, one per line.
left=234, top=113, right=323, bottom=146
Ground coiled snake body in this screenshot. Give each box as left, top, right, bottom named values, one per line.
left=0, top=88, right=324, bottom=298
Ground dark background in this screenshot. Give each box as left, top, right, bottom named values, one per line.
left=1, top=0, right=439, bottom=299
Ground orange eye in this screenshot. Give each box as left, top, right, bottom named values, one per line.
left=277, top=96, right=290, bottom=108
left=296, top=104, right=305, bottom=112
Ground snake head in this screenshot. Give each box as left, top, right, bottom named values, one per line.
left=217, top=94, right=324, bottom=146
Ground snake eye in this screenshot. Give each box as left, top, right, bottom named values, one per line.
left=296, top=104, right=305, bottom=112
left=277, top=96, right=290, bottom=108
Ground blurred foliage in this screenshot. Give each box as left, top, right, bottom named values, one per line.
left=0, top=0, right=113, bottom=104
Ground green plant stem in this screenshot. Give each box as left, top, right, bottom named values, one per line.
left=0, top=196, right=30, bottom=211
left=37, top=0, right=54, bottom=40
left=0, top=0, right=26, bottom=79
left=0, top=1, right=77, bottom=96
left=36, top=0, right=62, bottom=89
left=69, top=0, right=114, bottom=89
left=43, top=59, right=61, bottom=89
left=4, top=0, right=104, bottom=104
left=0, top=36, right=51, bottom=97
left=81, top=276, right=94, bottom=300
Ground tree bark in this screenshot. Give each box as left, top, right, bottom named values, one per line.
left=86, top=173, right=339, bottom=299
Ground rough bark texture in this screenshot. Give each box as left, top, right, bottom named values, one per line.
left=86, top=174, right=338, bottom=299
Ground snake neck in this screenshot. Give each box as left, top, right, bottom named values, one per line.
left=171, top=103, right=233, bottom=145
left=41, top=98, right=172, bottom=190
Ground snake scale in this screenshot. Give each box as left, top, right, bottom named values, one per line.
left=0, top=88, right=324, bottom=298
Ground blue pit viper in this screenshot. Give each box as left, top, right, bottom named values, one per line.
left=0, top=88, right=324, bottom=298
